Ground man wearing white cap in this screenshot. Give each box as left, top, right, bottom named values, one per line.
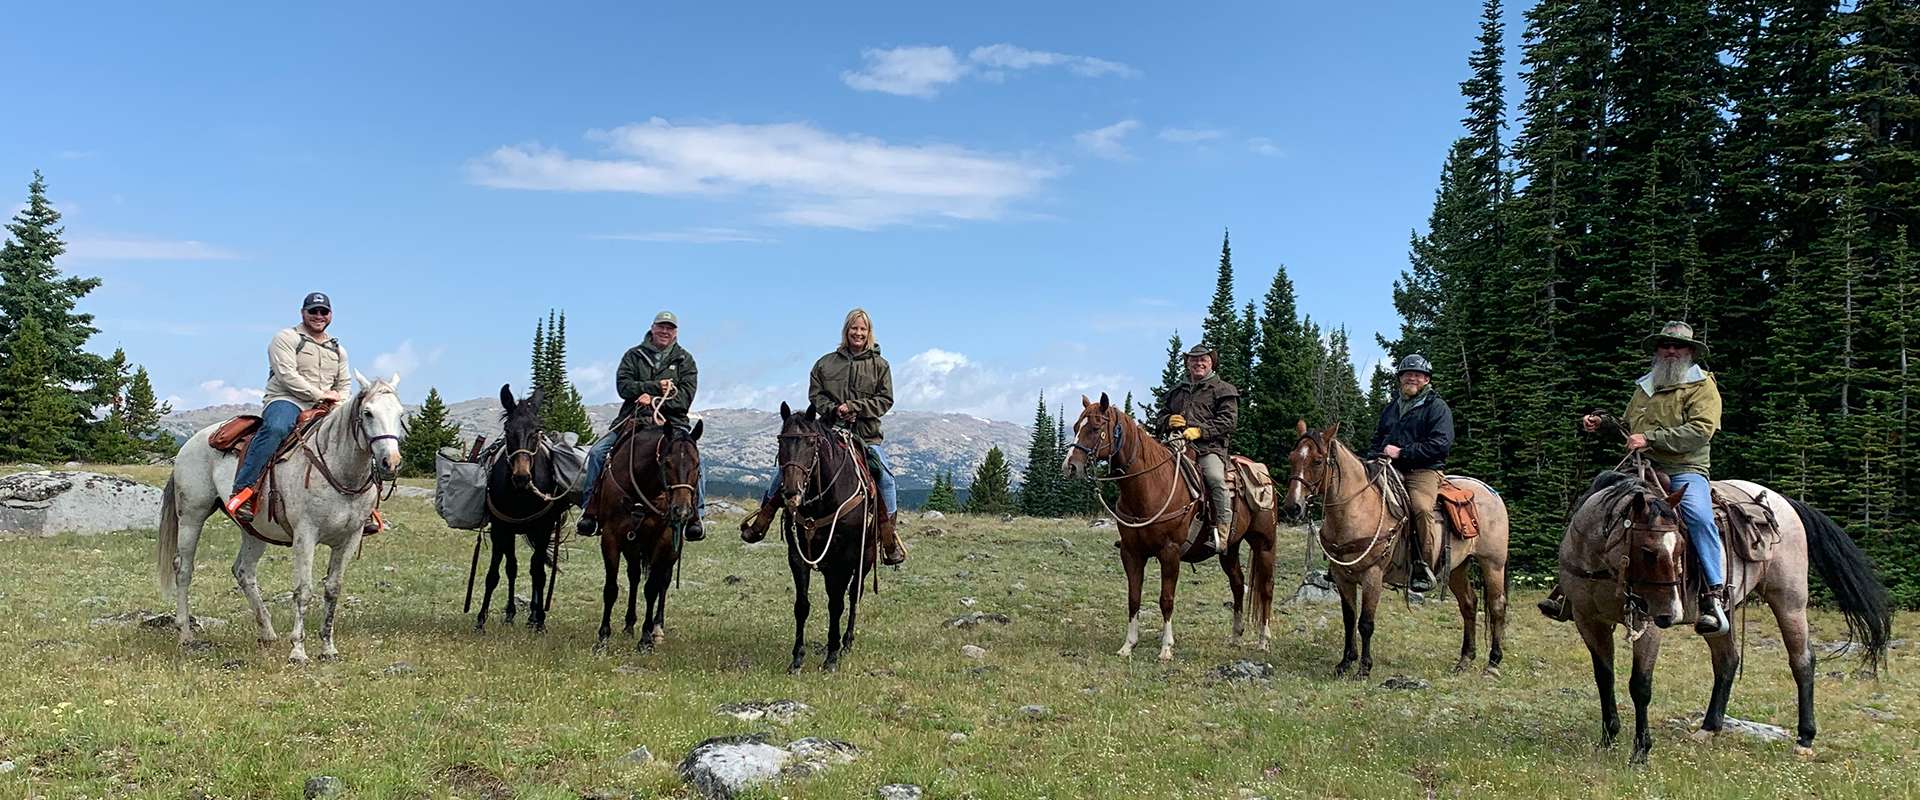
left=577, top=311, right=705, bottom=539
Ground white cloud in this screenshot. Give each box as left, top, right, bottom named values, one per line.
left=841, top=46, right=969, bottom=98
left=841, top=43, right=1137, bottom=98
left=589, top=228, right=775, bottom=244
left=470, top=118, right=1060, bottom=230
left=199, top=380, right=263, bottom=405
left=1075, top=120, right=1140, bottom=161
left=694, top=379, right=809, bottom=411
left=1159, top=127, right=1225, bottom=143
left=895, top=347, right=1132, bottom=421
left=967, top=44, right=1139, bottom=78
left=65, top=238, right=241, bottom=261
left=371, top=340, right=441, bottom=378
left=570, top=360, right=617, bottom=403
left=1248, top=137, right=1285, bottom=157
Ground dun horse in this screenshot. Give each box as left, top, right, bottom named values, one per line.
left=157, top=372, right=406, bottom=664
left=748, top=402, right=879, bottom=673
left=472, top=384, right=570, bottom=632
left=1560, top=460, right=1891, bottom=762
left=1283, top=421, right=1511, bottom=678
left=1062, top=392, right=1280, bottom=662
left=587, top=417, right=704, bottom=653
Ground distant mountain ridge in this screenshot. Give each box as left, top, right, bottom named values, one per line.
left=162, top=398, right=1031, bottom=490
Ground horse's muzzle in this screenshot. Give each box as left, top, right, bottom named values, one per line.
left=1653, top=614, right=1674, bottom=629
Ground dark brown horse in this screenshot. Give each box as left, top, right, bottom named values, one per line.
left=1283, top=421, right=1511, bottom=679
left=1560, top=463, right=1891, bottom=763
left=1062, top=393, right=1280, bottom=662
left=474, top=384, right=570, bottom=632
left=588, top=417, right=703, bottom=653
left=754, top=401, right=878, bottom=673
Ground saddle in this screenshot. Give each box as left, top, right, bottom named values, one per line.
left=1172, top=446, right=1276, bottom=562
left=209, top=405, right=333, bottom=545
left=1640, top=471, right=1781, bottom=580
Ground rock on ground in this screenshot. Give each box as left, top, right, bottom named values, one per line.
left=303, top=775, right=345, bottom=799
left=678, top=733, right=859, bottom=800
left=389, top=485, right=433, bottom=499
left=945, top=611, right=1011, bottom=628
left=714, top=699, right=812, bottom=724
left=1379, top=676, right=1431, bottom=690
left=1209, top=660, right=1276, bottom=683
left=878, top=784, right=925, bottom=800
left=623, top=745, right=654, bottom=764
left=961, top=644, right=987, bottom=660
left=705, top=500, right=748, bottom=516
left=0, top=471, right=163, bottom=536
left=921, top=510, right=945, bottom=521
left=1670, top=713, right=1793, bottom=743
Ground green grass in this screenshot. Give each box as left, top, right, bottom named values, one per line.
left=1, top=465, right=1915, bottom=799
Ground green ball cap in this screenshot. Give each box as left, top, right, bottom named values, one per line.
left=653, top=310, right=678, bottom=327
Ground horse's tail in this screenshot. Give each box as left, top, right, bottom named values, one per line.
left=157, top=474, right=180, bottom=597
left=1789, top=497, right=1893, bottom=673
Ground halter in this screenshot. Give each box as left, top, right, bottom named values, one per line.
left=777, top=428, right=847, bottom=507
left=1568, top=459, right=1689, bottom=641
left=1287, top=432, right=1400, bottom=569
left=774, top=420, right=874, bottom=571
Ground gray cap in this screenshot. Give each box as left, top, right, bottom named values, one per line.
left=652, top=310, right=678, bottom=327
left=302, top=291, right=332, bottom=311
left=1394, top=354, right=1433, bottom=377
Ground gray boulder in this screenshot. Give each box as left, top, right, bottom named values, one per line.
left=714, top=699, right=811, bottom=724
left=879, top=784, right=925, bottom=800
left=0, top=471, right=164, bottom=536
left=678, top=733, right=859, bottom=800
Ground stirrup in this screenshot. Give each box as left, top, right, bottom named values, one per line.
left=576, top=516, right=599, bottom=537
left=1536, top=590, right=1572, bottom=622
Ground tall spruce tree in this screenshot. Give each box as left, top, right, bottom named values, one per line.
left=1147, top=329, right=1184, bottom=420
left=1018, top=394, right=1061, bottom=516
left=0, top=317, right=74, bottom=461
left=926, top=470, right=959, bottom=513
left=965, top=446, right=1014, bottom=514
left=1247, top=265, right=1317, bottom=464
left=1200, top=230, right=1249, bottom=389
left=400, top=387, right=464, bottom=477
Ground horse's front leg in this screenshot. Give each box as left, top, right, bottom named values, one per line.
left=1335, top=571, right=1359, bottom=677
left=594, top=535, right=618, bottom=654
left=232, top=532, right=276, bottom=645
left=623, top=547, right=644, bottom=637
left=477, top=530, right=506, bottom=633
left=286, top=524, right=319, bottom=665
left=1575, top=614, right=1619, bottom=749
left=1629, top=631, right=1662, bottom=764
left=319, top=532, right=361, bottom=661
left=823, top=566, right=855, bottom=671
left=527, top=528, right=550, bottom=632
left=1355, top=566, right=1383, bottom=679
left=1156, top=550, right=1181, bottom=662
left=639, top=555, right=673, bottom=654
left=789, top=558, right=812, bottom=674
left=503, top=530, right=520, bottom=625
left=1117, top=547, right=1146, bottom=658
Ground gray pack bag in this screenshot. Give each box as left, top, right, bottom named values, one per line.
left=546, top=431, right=591, bottom=500
left=435, top=446, right=490, bottom=530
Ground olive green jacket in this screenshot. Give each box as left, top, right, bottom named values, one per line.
left=1623, top=365, right=1721, bottom=477
left=616, top=339, right=697, bottom=428
left=810, top=345, right=894, bottom=444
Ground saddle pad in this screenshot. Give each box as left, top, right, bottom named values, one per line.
left=1711, top=482, right=1781, bottom=563
left=1436, top=478, right=1479, bottom=539
left=1229, top=455, right=1276, bottom=511
left=208, top=415, right=262, bottom=452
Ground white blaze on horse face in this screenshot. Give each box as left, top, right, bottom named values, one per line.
left=1659, top=529, right=1678, bottom=556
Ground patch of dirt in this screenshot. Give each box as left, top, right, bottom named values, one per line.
left=437, top=762, right=512, bottom=800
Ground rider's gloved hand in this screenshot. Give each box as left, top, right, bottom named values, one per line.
left=1183, top=427, right=1202, bottom=441
left=1168, top=414, right=1187, bottom=429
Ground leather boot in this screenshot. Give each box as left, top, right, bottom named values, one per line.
left=576, top=515, right=599, bottom=537
left=879, top=512, right=907, bottom=565
left=1536, top=585, right=1573, bottom=622
left=362, top=509, right=384, bottom=535
left=1695, top=584, right=1731, bottom=637
left=1407, top=527, right=1436, bottom=593
left=742, top=497, right=779, bottom=542
left=683, top=516, right=706, bottom=542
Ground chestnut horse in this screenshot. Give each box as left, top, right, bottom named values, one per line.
left=1063, top=392, right=1279, bottom=662
left=1283, top=421, right=1511, bottom=679
left=587, top=418, right=703, bottom=653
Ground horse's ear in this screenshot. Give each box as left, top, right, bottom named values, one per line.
left=388, top=372, right=401, bottom=389
left=1081, top=394, right=1092, bottom=408
left=1325, top=422, right=1341, bottom=440
left=500, top=383, right=516, bottom=412
left=1665, top=489, right=1685, bottom=512
left=804, top=405, right=817, bottom=422
left=1296, top=419, right=1308, bottom=436
left=690, top=419, right=704, bottom=442
left=780, top=401, right=792, bottom=422
left=1098, top=392, right=1110, bottom=412
left=528, top=387, right=543, bottom=411
left=353, top=369, right=372, bottom=390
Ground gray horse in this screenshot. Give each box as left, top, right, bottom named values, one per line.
left=1559, top=467, right=1891, bottom=763
left=157, top=372, right=405, bottom=664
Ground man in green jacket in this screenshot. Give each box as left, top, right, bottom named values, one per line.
left=1539, top=320, right=1730, bottom=636
left=1150, top=343, right=1240, bottom=555
left=577, top=311, right=705, bottom=540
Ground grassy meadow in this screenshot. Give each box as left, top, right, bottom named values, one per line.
left=0, top=464, right=1915, bottom=799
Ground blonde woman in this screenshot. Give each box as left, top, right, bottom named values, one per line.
left=808, top=308, right=905, bottom=564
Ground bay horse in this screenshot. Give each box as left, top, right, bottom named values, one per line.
left=472, top=384, right=570, bottom=633
left=1283, top=421, right=1511, bottom=679
left=754, top=401, right=878, bottom=673
left=1560, top=460, right=1891, bottom=763
left=587, top=416, right=703, bottom=653
left=1061, top=393, right=1280, bottom=662
left=158, top=371, right=406, bottom=664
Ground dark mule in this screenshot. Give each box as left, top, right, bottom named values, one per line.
left=1061, top=392, right=1281, bottom=662
left=587, top=417, right=704, bottom=653
left=755, top=402, right=878, bottom=673
left=1560, top=464, right=1892, bottom=763
left=473, top=385, right=571, bottom=632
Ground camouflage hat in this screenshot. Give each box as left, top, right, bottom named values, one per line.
left=1644, top=320, right=1708, bottom=357
left=652, top=310, right=678, bottom=327
left=1183, top=343, right=1216, bottom=359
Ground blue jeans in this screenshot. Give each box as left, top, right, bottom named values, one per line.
left=1669, top=472, right=1724, bottom=586
left=580, top=427, right=706, bottom=516
left=766, top=443, right=895, bottom=515
left=233, top=400, right=302, bottom=493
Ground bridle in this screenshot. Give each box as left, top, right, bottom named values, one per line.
left=1568, top=463, right=1688, bottom=641
left=612, top=421, right=698, bottom=524
left=1287, top=432, right=1401, bottom=569
left=303, top=387, right=402, bottom=497
left=1068, top=409, right=1193, bottom=528
left=777, top=426, right=847, bottom=507
left=777, top=419, right=871, bottom=569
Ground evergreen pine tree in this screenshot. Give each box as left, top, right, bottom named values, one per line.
left=1201, top=230, right=1249, bottom=388
left=965, top=446, right=1014, bottom=514
left=400, top=387, right=465, bottom=477
left=925, top=470, right=958, bottom=513
left=123, top=366, right=173, bottom=458
left=1146, top=329, right=1184, bottom=420
left=1248, top=265, right=1317, bottom=464
left=0, top=317, right=75, bottom=461
left=1018, top=394, right=1062, bottom=516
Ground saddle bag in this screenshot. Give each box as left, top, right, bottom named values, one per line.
left=434, top=446, right=490, bottom=530
left=1713, top=488, right=1781, bottom=563
left=1436, top=479, right=1479, bottom=539
left=545, top=431, right=591, bottom=500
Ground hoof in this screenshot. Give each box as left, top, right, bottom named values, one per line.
left=822, top=659, right=840, bottom=673
left=1116, top=647, right=1134, bottom=658
left=1482, top=665, right=1502, bottom=679
left=593, top=640, right=610, bottom=656
left=317, top=652, right=339, bottom=663
left=1451, top=659, right=1473, bottom=675
left=1257, top=639, right=1271, bottom=653
left=650, top=629, right=667, bottom=645
left=1793, top=744, right=1816, bottom=759
left=287, top=653, right=309, bottom=666
left=787, top=662, right=804, bottom=675
left=1688, top=728, right=1716, bottom=744
left=1157, top=650, right=1173, bottom=663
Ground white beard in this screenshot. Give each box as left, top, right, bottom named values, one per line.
left=1651, top=355, right=1694, bottom=388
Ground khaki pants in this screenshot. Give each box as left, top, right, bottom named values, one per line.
left=1199, top=453, right=1232, bottom=532
left=1403, top=468, right=1443, bottom=567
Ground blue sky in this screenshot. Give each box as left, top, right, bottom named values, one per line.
left=3, top=1, right=1519, bottom=422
